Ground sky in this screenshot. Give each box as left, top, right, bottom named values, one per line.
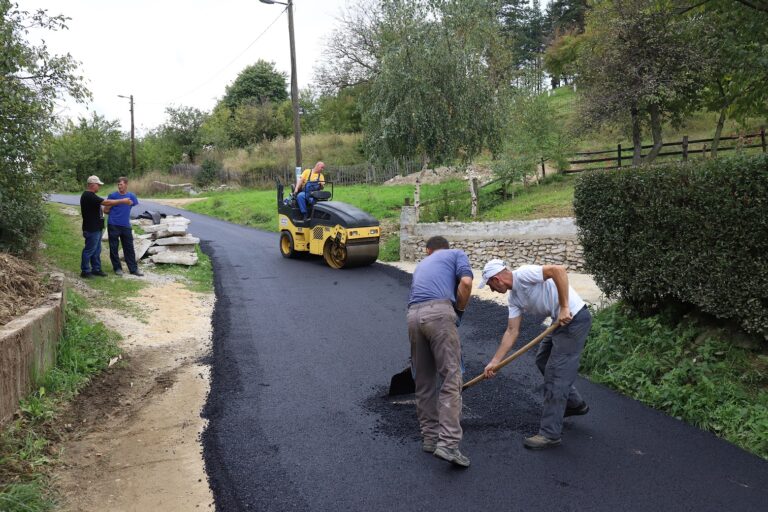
left=16, top=0, right=350, bottom=135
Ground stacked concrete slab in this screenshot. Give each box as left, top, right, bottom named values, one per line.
left=131, top=215, right=200, bottom=266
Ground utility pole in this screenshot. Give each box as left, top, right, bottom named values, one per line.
left=259, top=0, right=302, bottom=177
left=118, top=94, right=136, bottom=173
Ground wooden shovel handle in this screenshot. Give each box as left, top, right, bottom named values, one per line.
left=462, top=323, right=559, bottom=391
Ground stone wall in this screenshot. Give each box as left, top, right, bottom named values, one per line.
left=399, top=207, right=584, bottom=270
left=0, top=275, right=65, bottom=425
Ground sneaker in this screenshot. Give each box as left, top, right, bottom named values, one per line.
left=114, top=269, right=124, bottom=276
left=80, top=272, right=91, bottom=278
left=565, top=403, right=589, bottom=417
left=129, top=270, right=144, bottom=277
left=422, top=439, right=437, bottom=453
left=433, top=446, right=470, bottom=467
left=523, top=434, right=562, bottom=450
left=93, top=270, right=108, bottom=277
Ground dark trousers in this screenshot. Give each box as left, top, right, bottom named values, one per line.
left=535, top=307, right=592, bottom=439
left=81, top=230, right=103, bottom=274
left=108, top=224, right=137, bottom=272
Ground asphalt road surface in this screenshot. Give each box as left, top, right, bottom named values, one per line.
left=52, top=195, right=768, bottom=511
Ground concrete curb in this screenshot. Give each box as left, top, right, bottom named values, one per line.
left=0, top=274, right=66, bottom=425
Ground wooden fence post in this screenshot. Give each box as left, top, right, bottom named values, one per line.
left=469, top=177, right=479, bottom=218
left=540, top=158, right=546, bottom=179
left=761, top=127, right=766, bottom=153
left=682, top=136, right=689, bottom=161
left=617, top=144, right=622, bottom=168
left=414, top=179, right=421, bottom=222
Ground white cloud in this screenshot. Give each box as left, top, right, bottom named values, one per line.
left=16, top=0, right=347, bottom=134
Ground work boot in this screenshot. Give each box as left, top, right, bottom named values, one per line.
left=433, top=446, right=470, bottom=467
left=93, top=270, right=108, bottom=277
left=523, top=434, right=562, bottom=450
left=130, top=270, right=144, bottom=277
left=114, top=269, right=124, bottom=276
left=80, top=272, right=91, bottom=278
left=565, top=402, right=589, bottom=417
left=422, top=438, right=437, bottom=453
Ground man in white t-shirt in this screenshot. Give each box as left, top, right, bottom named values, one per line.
left=478, top=259, right=592, bottom=450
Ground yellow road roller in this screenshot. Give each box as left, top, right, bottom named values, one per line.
left=277, top=180, right=380, bottom=268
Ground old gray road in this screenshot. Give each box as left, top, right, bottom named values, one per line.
left=52, top=195, right=768, bottom=512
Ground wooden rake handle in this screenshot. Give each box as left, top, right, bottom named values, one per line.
left=462, top=323, right=559, bottom=391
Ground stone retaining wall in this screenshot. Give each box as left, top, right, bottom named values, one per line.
left=399, top=207, right=584, bottom=270
left=0, top=275, right=65, bottom=425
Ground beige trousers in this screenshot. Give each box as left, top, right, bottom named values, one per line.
left=407, top=300, right=463, bottom=449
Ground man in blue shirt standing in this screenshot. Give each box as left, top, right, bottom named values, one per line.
left=105, top=177, right=142, bottom=276
left=407, top=236, right=473, bottom=467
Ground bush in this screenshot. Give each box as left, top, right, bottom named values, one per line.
left=574, top=153, right=768, bottom=340
left=196, top=159, right=220, bottom=188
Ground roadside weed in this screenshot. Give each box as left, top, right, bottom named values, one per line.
left=582, top=305, right=768, bottom=459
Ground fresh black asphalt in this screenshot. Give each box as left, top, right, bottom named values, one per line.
left=52, top=195, right=768, bottom=511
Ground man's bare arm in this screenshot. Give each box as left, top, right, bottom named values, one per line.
left=455, top=276, right=473, bottom=312
left=484, top=315, right=522, bottom=378
left=543, top=264, right=572, bottom=326
left=102, top=197, right=132, bottom=207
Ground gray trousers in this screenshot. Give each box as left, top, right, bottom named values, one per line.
left=407, top=300, right=463, bottom=449
left=535, top=307, right=592, bottom=439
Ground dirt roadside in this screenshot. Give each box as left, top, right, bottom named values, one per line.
left=52, top=274, right=214, bottom=511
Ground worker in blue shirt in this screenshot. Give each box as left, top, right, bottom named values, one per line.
left=407, top=236, right=473, bottom=467
left=104, top=177, right=142, bottom=276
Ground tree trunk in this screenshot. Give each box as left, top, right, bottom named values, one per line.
left=645, top=103, right=664, bottom=163
left=631, top=106, right=643, bottom=166
left=711, top=95, right=729, bottom=158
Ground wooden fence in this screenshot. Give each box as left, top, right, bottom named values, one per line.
left=173, top=159, right=423, bottom=189
left=566, top=128, right=767, bottom=173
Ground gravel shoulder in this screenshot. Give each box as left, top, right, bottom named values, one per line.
left=52, top=276, right=214, bottom=511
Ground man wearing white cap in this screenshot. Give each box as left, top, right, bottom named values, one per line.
left=80, top=175, right=133, bottom=278
left=478, top=259, right=592, bottom=450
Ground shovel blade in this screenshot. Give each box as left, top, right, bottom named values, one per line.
left=388, top=367, right=415, bottom=396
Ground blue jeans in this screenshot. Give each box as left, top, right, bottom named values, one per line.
left=108, top=224, right=137, bottom=273
left=296, top=182, right=321, bottom=215
left=81, top=230, right=103, bottom=274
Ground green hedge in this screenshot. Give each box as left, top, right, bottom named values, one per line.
left=574, top=153, right=768, bottom=340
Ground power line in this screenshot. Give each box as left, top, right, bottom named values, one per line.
left=161, top=6, right=288, bottom=106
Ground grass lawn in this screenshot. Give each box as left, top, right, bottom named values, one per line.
left=43, top=204, right=145, bottom=308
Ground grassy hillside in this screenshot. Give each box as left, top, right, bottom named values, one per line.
left=548, top=87, right=767, bottom=153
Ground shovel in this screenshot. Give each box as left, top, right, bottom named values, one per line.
left=388, top=323, right=559, bottom=396
left=462, top=323, right=558, bottom=390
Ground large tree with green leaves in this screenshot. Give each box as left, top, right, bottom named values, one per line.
left=38, top=113, right=129, bottom=188
left=222, top=60, right=288, bottom=110
left=691, top=0, right=768, bottom=155
left=160, top=105, right=208, bottom=162
left=360, top=0, right=510, bottom=164
left=576, top=0, right=702, bottom=164
left=0, top=1, right=88, bottom=253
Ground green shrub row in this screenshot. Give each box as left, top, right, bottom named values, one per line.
left=574, top=153, right=768, bottom=340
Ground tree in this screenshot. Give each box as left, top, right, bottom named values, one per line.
left=493, top=92, right=572, bottom=195
left=0, top=1, right=89, bottom=253
left=692, top=0, right=768, bottom=155
left=160, top=105, right=207, bottom=162
left=360, top=0, right=510, bottom=164
left=222, top=60, right=288, bottom=110
left=39, top=113, right=130, bottom=187
left=576, top=0, right=702, bottom=165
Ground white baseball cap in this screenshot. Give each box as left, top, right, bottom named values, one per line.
left=87, top=175, right=104, bottom=185
left=477, top=259, right=506, bottom=288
